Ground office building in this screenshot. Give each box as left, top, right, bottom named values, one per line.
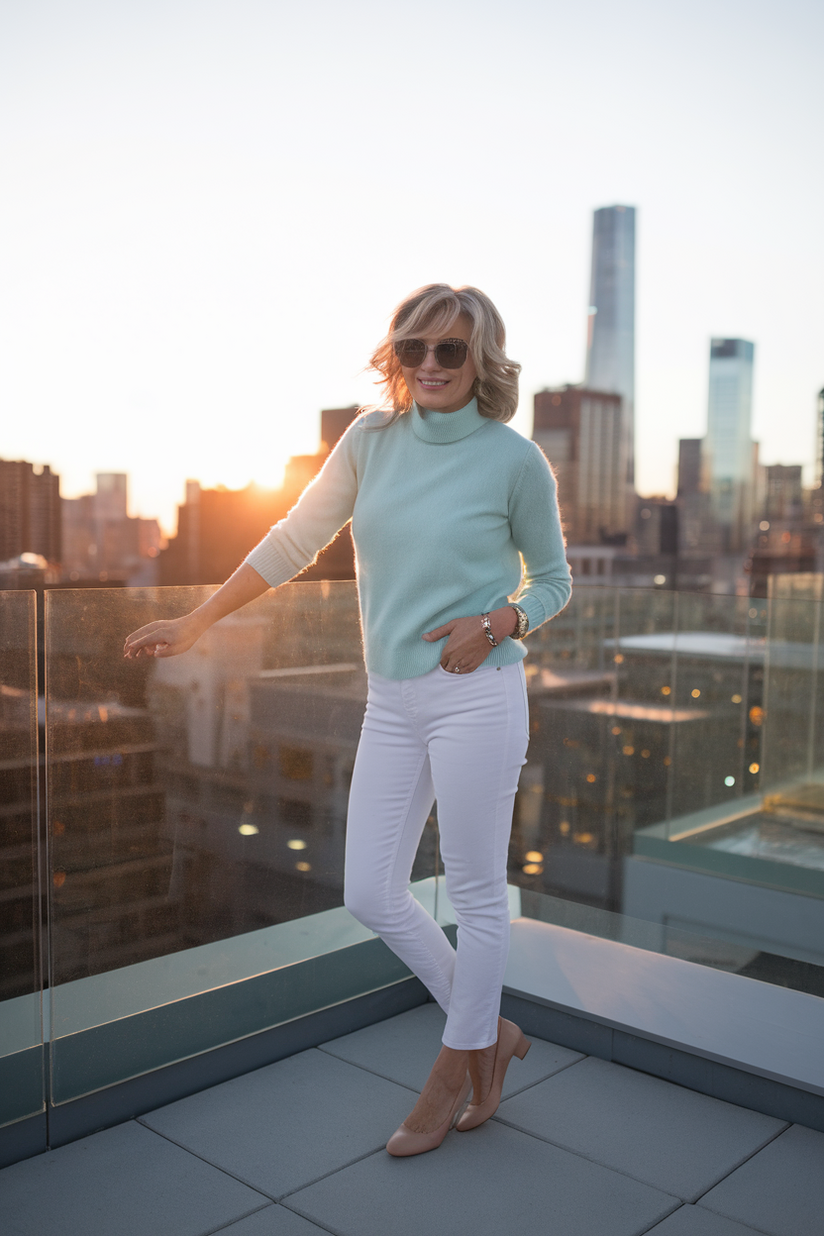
left=703, top=338, right=755, bottom=552
left=62, top=473, right=161, bottom=584
left=320, top=405, right=359, bottom=452
left=677, top=440, right=702, bottom=498
left=533, top=386, right=626, bottom=544
left=160, top=407, right=359, bottom=586
left=0, top=459, right=61, bottom=564
left=763, top=464, right=803, bottom=523
left=584, top=204, right=636, bottom=509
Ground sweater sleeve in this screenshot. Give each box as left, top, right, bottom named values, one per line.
left=508, top=441, right=572, bottom=632
left=244, top=423, right=360, bottom=588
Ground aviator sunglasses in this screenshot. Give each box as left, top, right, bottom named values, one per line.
left=393, top=338, right=469, bottom=370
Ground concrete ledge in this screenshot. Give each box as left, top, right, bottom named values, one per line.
left=0, top=1045, right=43, bottom=1128
left=0, top=1112, right=47, bottom=1171
left=47, top=976, right=428, bottom=1151
left=503, top=916, right=824, bottom=1132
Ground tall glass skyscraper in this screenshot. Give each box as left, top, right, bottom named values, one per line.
left=584, top=205, right=636, bottom=511
left=704, top=338, right=755, bottom=552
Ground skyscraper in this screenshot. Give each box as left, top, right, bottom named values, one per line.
left=0, top=458, right=61, bottom=563
left=533, top=386, right=625, bottom=544
left=704, top=338, right=755, bottom=552
left=584, top=205, right=636, bottom=509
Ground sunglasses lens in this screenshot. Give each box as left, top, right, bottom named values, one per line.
left=435, top=340, right=468, bottom=369
left=395, top=339, right=427, bottom=367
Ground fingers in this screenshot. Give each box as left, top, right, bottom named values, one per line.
left=422, top=621, right=455, bottom=642
left=441, top=657, right=480, bottom=674
left=124, top=623, right=173, bottom=660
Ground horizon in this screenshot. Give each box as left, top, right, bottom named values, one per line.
left=1, top=0, right=822, bottom=534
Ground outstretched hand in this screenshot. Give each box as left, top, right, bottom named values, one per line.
left=123, top=613, right=205, bottom=661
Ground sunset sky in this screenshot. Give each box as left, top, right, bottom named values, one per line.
left=1, top=0, right=822, bottom=534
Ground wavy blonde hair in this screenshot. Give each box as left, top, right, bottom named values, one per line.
left=366, top=284, right=521, bottom=424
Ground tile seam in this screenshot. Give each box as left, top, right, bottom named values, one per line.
left=631, top=1199, right=686, bottom=1236
left=276, top=1145, right=387, bottom=1203
left=133, top=1117, right=280, bottom=1201
left=489, top=1114, right=703, bottom=1202
left=688, top=1121, right=796, bottom=1206
left=198, top=1200, right=275, bottom=1236
left=313, top=1047, right=423, bottom=1094
left=692, top=1202, right=781, bottom=1236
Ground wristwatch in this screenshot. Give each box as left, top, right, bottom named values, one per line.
left=509, top=603, right=529, bottom=640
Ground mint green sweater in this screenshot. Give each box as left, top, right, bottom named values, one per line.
left=245, top=397, right=572, bottom=679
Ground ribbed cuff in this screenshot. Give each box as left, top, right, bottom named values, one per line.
left=244, top=539, right=299, bottom=590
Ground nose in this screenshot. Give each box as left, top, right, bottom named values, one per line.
left=418, top=346, right=443, bottom=373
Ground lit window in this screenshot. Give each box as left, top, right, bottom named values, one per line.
left=279, top=746, right=314, bottom=780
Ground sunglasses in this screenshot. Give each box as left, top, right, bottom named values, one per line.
left=393, top=338, right=469, bottom=370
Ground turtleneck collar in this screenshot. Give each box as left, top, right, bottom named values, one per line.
left=411, top=396, right=487, bottom=444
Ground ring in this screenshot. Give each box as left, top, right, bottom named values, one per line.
left=452, top=665, right=461, bottom=674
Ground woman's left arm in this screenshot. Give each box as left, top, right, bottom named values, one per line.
left=506, top=441, right=572, bottom=632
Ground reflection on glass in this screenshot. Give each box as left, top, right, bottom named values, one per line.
left=0, top=589, right=42, bottom=1124
left=510, top=585, right=824, bottom=999
left=42, top=577, right=824, bottom=1063
left=45, top=581, right=440, bottom=1005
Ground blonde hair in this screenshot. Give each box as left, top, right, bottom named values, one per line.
left=366, top=284, right=521, bottom=425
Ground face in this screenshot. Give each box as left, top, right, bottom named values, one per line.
left=398, top=313, right=478, bottom=415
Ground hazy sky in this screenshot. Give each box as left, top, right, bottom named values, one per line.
left=1, top=0, right=822, bottom=533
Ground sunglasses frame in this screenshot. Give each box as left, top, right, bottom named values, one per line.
left=393, top=337, right=470, bottom=370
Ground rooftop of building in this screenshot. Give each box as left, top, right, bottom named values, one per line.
left=2, top=1001, right=822, bottom=1236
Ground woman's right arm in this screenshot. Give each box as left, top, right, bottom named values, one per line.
left=124, top=418, right=362, bottom=660
left=123, top=562, right=270, bottom=659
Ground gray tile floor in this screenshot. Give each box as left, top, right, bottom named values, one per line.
left=2, top=1003, right=823, bottom=1236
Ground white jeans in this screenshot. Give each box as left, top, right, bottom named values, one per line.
left=343, top=661, right=529, bottom=1050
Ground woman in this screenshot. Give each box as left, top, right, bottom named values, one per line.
left=124, top=284, right=572, bottom=1157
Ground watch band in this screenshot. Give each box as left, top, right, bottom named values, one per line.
left=481, top=613, right=498, bottom=647
left=509, top=603, right=529, bottom=640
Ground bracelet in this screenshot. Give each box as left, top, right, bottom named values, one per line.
left=509, top=604, right=529, bottom=640
left=480, top=613, right=498, bottom=647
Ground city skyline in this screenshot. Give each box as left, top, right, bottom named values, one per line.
left=1, top=0, right=822, bottom=533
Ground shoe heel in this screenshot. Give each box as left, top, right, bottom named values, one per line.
left=514, top=1033, right=531, bottom=1061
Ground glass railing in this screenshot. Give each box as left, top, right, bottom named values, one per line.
left=0, top=590, right=43, bottom=1129
left=514, top=585, right=824, bottom=996
left=4, top=577, right=824, bottom=1131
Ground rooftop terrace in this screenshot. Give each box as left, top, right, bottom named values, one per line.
left=4, top=1002, right=823, bottom=1236
left=2, top=580, right=824, bottom=1234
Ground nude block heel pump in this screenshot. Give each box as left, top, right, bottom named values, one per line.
left=455, top=1018, right=531, bottom=1132
left=386, top=1073, right=472, bottom=1157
